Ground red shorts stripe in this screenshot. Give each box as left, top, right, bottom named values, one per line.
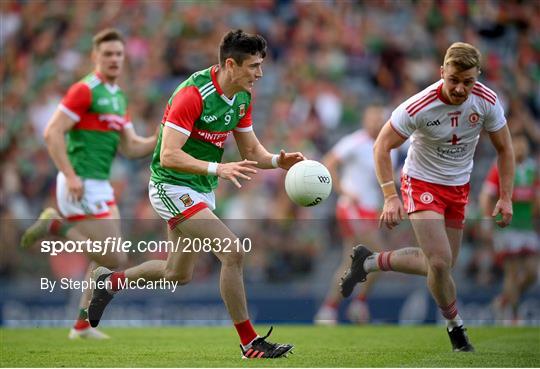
left=495, top=248, right=538, bottom=267
left=336, top=202, right=379, bottom=237
left=167, top=202, right=208, bottom=230
left=65, top=211, right=111, bottom=221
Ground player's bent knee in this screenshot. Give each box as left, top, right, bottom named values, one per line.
left=220, top=250, right=245, bottom=267
left=428, top=256, right=452, bottom=277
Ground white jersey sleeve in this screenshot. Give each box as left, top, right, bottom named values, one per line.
left=332, top=134, right=357, bottom=160
left=390, top=102, right=417, bottom=138
left=483, top=97, right=507, bottom=132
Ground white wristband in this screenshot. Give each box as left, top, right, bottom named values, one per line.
left=207, top=162, right=218, bottom=176
left=271, top=154, right=279, bottom=168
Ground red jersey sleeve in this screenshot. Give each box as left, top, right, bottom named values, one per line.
left=483, top=163, right=500, bottom=195
left=59, top=82, right=92, bottom=121
left=162, top=86, right=202, bottom=135
left=235, top=103, right=253, bottom=132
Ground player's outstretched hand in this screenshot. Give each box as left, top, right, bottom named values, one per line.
left=66, top=174, right=84, bottom=202
left=379, top=195, right=404, bottom=230
left=217, top=159, right=258, bottom=188
left=277, top=149, right=305, bottom=170
left=492, top=198, right=513, bottom=228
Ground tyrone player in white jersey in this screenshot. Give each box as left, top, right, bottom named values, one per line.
left=340, top=42, right=514, bottom=352
left=315, top=105, right=394, bottom=325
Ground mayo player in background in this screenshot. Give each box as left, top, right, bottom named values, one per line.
left=480, top=134, right=539, bottom=324
left=20, top=29, right=157, bottom=339
left=315, top=105, right=395, bottom=325
left=341, top=42, right=514, bottom=352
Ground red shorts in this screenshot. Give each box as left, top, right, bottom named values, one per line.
left=400, top=174, right=470, bottom=229
left=336, top=201, right=379, bottom=237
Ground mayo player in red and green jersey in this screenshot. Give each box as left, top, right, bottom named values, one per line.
left=88, top=30, right=304, bottom=359
left=480, top=134, right=539, bottom=323
left=21, top=29, right=157, bottom=339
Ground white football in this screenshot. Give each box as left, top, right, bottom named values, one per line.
left=285, top=160, right=332, bottom=207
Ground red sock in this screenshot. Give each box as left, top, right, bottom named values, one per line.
left=234, top=319, right=258, bottom=346
left=377, top=251, right=394, bottom=271
left=48, top=219, right=72, bottom=237
left=498, top=294, right=509, bottom=307
left=439, top=300, right=458, bottom=320
left=110, top=272, right=126, bottom=291
left=73, top=319, right=90, bottom=330
left=324, top=299, right=339, bottom=310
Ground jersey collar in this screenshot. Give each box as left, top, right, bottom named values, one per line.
left=211, top=65, right=236, bottom=106
left=94, top=70, right=119, bottom=94
left=437, top=82, right=452, bottom=105
left=211, top=65, right=224, bottom=96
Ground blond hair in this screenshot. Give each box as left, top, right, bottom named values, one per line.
left=443, top=42, right=481, bottom=72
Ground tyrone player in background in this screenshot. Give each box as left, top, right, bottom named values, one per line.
left=314, top=105, right=394, bottom=325
left=341, top=42, right=514, bottom=352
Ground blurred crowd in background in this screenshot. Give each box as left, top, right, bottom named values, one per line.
left=1, top=0, right=539, bottom=288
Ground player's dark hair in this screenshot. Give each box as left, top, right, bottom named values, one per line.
left=93, top=28, right=125, bottom=49
left=219, top=29, right=267, bottom=66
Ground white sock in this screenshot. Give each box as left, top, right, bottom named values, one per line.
left=363, top=253, right=380, bottom=273
left=242, top=335, right=259, bottom=350
left=447, top=314, right=463, bottom=331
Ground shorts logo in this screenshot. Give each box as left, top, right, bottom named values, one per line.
left=468, top=112, right=480, bottom=126
left=239, top=104, right=246, bottom=117
left=420, top=192, right=434, bottom=204
left=180, top=194, right=194, bottom=207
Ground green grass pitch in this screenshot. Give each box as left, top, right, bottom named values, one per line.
left=1, top=325, right=538, bottom=367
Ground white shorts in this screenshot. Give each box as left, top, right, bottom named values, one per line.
left=494, top=229, right=539, bottom=256
left=148, top=181, right=215, bottom=230
left=56, top=172, right=116, bottom=221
